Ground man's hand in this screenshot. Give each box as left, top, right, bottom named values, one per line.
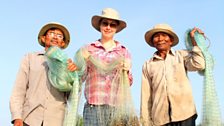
left=190, top=27, right=205, bottom=46
left=14, top=119, right=23, bottom=126
left=190, top=27, right=204, bottom=38
left=67, top=59, right=78, bottom=72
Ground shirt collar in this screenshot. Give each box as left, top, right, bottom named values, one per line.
left=152, top=48, right=175, bottom=60
left=91, top=40, right=125, bottom=50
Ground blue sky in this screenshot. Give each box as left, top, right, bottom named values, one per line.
left=1, top=0, right=223, bottom=125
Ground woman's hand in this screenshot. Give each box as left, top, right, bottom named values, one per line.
left=122, top=59, right=131, bottom=71
left=81, top=48, right=90, bottom=60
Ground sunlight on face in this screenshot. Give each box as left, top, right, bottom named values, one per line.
left=152, top=32, right=173, bottom=51
left=99, top=19, right=118, bottom=39
left=44, top=29, right=65, bottom=48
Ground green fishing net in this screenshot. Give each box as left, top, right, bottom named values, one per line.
left=185, top=29, right=222, bottom=126
left=76, top=47, right=140, bottom=126
left=46, top=46, right=139, bottom=126
left=45, top=46, right=82, bottom=126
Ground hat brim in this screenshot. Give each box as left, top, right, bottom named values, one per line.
left=38, top=23, right=70, bottom=49
left=145, top=29, right=179, bottom=47
left=91, top=15, right=126, bottom=33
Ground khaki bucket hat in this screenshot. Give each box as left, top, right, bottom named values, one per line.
left=38, top=22, right=70, bottom=49
left=145, top=23, right=179, bottom=47
left=91, top=8, right=127, bottom=33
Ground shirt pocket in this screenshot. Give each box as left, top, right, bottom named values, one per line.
left=172, top=58, right=186, bottom=82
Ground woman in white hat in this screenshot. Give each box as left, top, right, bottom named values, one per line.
left=140, top=24, right=206, bottom=126
left=71, top=8, right=134, bottom=126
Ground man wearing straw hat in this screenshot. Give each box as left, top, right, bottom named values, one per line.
left=68, top=8, right=134, bottom=126
left=10, top=22, right=74, bottom=126
left=140, top=24, right=205, bottom=126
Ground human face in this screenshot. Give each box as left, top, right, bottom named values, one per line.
left=152, top=32, right=173, bottom=51
left=100, top=19, right=118, bottom=39
left=41, top=29, right=65, bottom=49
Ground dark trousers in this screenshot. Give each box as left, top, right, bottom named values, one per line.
left=23, top=122, right=43, bottom=126
left=165, top=114, right=197, bottom=126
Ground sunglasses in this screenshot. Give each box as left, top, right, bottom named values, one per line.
left=101, top=21, right=118, bottom=28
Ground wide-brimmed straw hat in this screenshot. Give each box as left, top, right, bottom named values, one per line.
left=38, top=22, right=70, bottom=49
left=91, top=8, right=127, bottom=33
left=145, top=23, right=179, bottom=47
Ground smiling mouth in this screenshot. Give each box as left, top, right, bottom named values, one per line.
left=157, top=42, right=166, bottom=45
left=50, top=40, right=59, bottom=45
left=104, top=31, right=111, bottom=34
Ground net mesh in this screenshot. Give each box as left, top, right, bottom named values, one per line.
left=77, top=47, right=140, bottom=126
left=45, top=46, right=82, bottom=126
left=46, top=46, right=139, bottom=126
left=185, top=29, right=222, bottom=126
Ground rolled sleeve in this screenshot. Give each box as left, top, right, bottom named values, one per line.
left=184, top=46, right=205, bottom=71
